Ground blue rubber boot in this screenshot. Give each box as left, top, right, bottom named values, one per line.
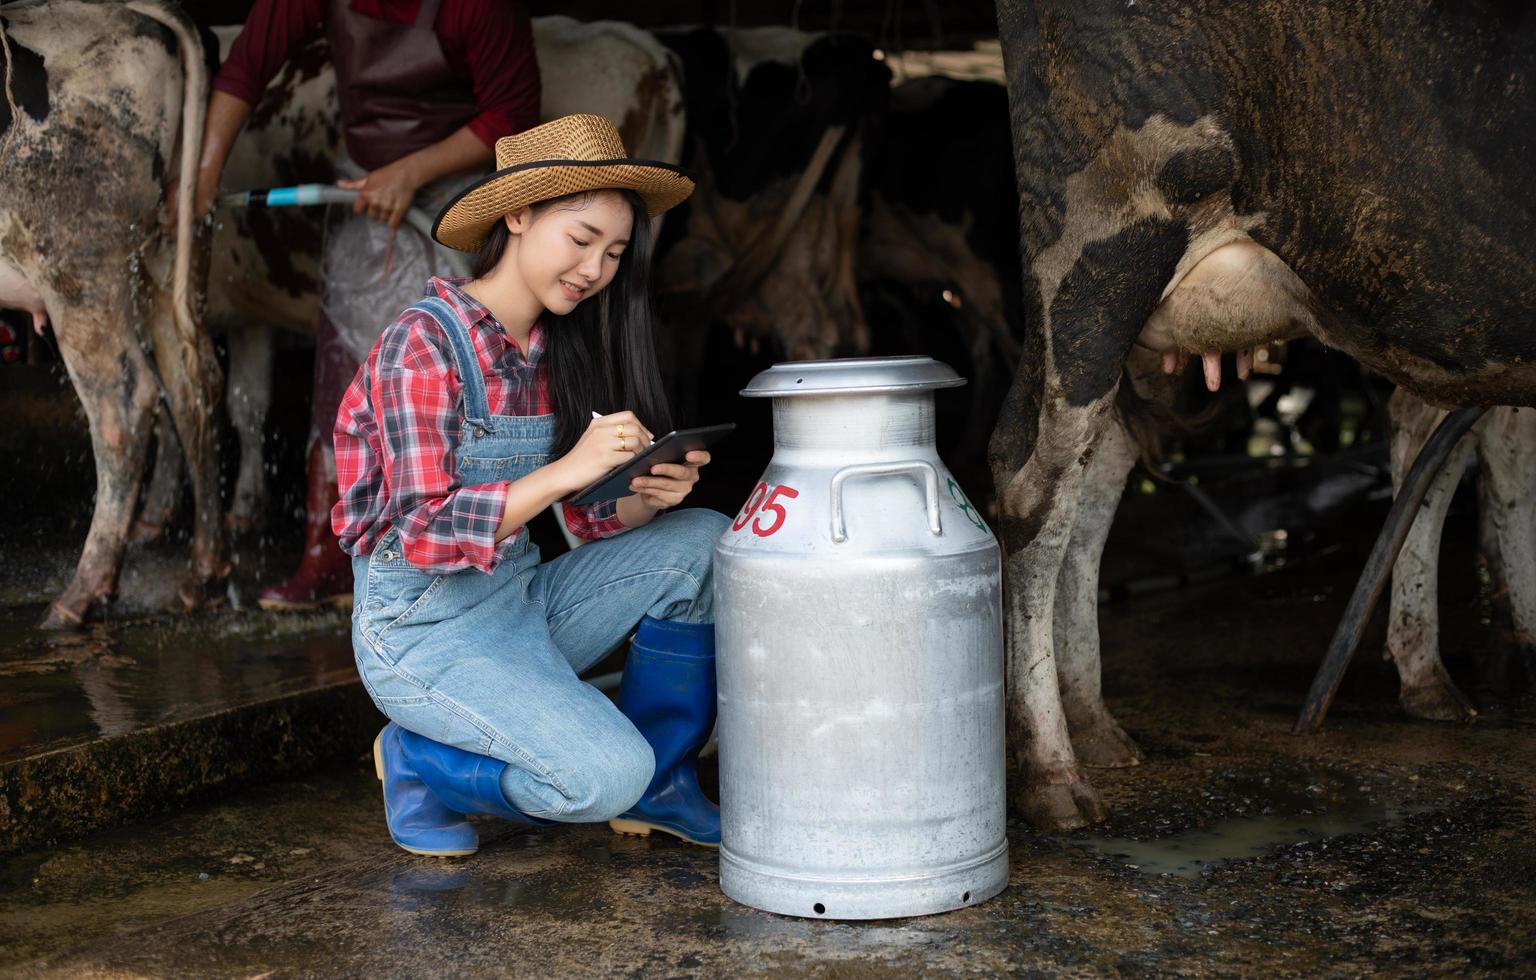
left=396, top=728, right=553, bottom=827
left=373, top=723, right=478, bottom=857
left=609, top=616, right=721, bottom=847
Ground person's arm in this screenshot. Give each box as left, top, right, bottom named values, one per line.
left=191, top=91, right=255, bottom=220
left=498, top=413, right=660, bottom=540
left=450, top=0, right=541, bottom=146
left=373, top=312, right=519, bottom=572
left=337, top=127, right=494, bottom=229
left=523, top=416, right=718, bottom=540
left=342, top=0, right=540, bottom=228
left=187, top=0, right=324, bottom=220
left=377, top=311, right=653, bottom=566
left=342, top=0, right=541, bottom=229
left=493, top=465, right=571, bottom=542
left=616, top=495, right=662, bottom=530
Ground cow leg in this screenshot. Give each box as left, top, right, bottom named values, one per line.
left=1476, top=464, right=1507, bottom=625
left=41, top=305, right=161, bottom=628
left=1385, top=388, right=1479, bottom=721
left=131, top=405, right=184, bottom=543
left=1473, top=406, right=1536, bottom=690
left=993, top=393, right=1112, bottom=830
left=141, top=275, right=229, bottom=610
left=225, top=321, right=273, bottom=532
left=1055, top=416, right=1143, bottom=767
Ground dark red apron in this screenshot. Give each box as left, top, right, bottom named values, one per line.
left=327, top=0, right=480, bottom=171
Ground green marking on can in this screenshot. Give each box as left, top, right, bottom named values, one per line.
left=947, top=478, right=987, bottom=531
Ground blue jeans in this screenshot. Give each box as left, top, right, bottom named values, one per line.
left=352, top=508, right=730, bottom=823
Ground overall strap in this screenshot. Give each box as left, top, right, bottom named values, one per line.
left=410, top=296, right=491, bottom=429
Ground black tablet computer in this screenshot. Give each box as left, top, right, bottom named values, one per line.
left=569, top=423, right=737, bottom=506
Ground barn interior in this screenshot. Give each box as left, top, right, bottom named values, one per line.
left=2, top=0, right=1533, bottom=973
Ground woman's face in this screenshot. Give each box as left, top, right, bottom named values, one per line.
left=507, top=191, right=635, bottom=315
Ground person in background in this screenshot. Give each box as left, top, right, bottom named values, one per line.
left=191, top=0, right=541, bottom=611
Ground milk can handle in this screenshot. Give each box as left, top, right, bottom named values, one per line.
left=829, top=461, right=943, bottom=543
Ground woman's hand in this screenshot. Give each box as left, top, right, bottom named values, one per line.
left=630, top=450, right=710, bottom=510
left=337, top=158, right=424, bottom=229
left=552, top=411, right=654, bottom=492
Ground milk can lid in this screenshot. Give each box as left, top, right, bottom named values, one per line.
left=739, top=356, right=967, bottom=397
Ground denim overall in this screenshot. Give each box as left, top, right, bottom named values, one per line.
left=351, top=297, right=729, bottom=824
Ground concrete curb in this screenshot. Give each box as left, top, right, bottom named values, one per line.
left=0, top=680, right=381, bottom=854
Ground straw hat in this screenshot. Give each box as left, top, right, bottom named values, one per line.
left=432, top=114, right=695, bottom=252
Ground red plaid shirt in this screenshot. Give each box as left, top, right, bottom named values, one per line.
left=332, top=277, right=626, bottom=572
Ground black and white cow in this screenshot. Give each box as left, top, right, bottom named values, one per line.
left=990, top=0, right=1536, bottom=829
left=0, top=0, right=219, bottom=628
left=1387, top=393, right=1536, bottom=721
left=129, top=27, right=342, bottom=541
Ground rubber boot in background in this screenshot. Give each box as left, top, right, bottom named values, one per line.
left=258, top=440, right=353, bottom=611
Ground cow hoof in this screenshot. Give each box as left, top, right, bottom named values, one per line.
left=1014, top=773, right=1109, bottom=831
left=1070, top=715, right=1144, bottom=769
left=177, top=584, right=228, bottom=613
left=39, top=600, right=87, bottom=630
left=177, top=570, right=232, bottom=613
left=1400, top=668, right=1478, bottom=723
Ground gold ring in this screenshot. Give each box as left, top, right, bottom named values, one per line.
left=617, top=424, right=625, bottom=439
left=618, top=436, right=627, bottom=451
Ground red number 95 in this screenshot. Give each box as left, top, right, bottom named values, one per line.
left=732, top=482, right=799, bottom=537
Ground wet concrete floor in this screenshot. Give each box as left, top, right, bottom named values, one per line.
left=3, top=533, right=1533, bottom=977
left=0, top=603, right=353, bottom=764
left=0, top=359, right=355, bottom=765
left=5, top=357, right=1533, bottom=973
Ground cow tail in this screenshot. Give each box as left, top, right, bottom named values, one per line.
left=0, top=17, right=20, bottom=172
left=126, top=0, right=208, bottom=349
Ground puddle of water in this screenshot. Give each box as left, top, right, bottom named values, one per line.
left=0, top=604, right=354, bottom=762
left=1073, top=803, right=1423, bottom=877
left=386, top=866, right=578, bottom=912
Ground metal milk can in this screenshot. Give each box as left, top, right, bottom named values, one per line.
left=714, top=356, right=1008, bottom=920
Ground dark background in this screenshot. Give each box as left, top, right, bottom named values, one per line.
left=177, top=0, right=1001, bottom=46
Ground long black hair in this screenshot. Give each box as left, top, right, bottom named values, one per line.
left=471, top=189, right=672, bottom=460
